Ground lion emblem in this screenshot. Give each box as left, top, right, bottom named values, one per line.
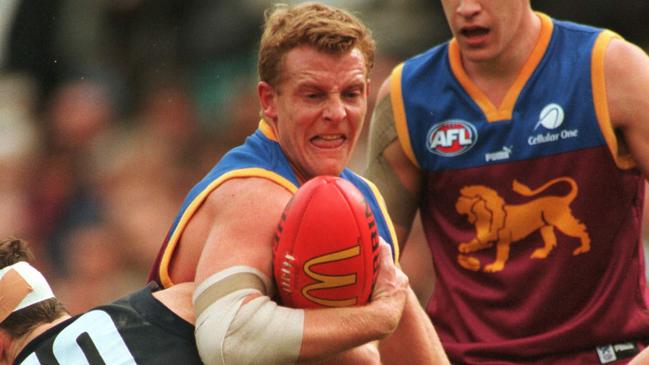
left=455, top=177, right=590, bottom=272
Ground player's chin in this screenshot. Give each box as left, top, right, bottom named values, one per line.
left=309, top=160, right=347, bottom=178
left=459, top=46, right=496, bottom=63
left=307, top=153, right=350, bottom=176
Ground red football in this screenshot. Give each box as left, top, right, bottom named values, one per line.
left=273, top=176, right=380, bottom=308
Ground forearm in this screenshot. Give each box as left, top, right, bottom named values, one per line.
left=379, top=288, right=450, bottom=365
left=196, top=287, right=391, bottom=365
left=299, top=300, right=398, bottom=362
left=298, top=342, right=380, bottom=365
left=299, top=242, right=410, bottom=363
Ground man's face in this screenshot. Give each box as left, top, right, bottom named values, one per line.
left=259, top=46, right=369, bottom=181
left=440, top=0, right=529, bottom=63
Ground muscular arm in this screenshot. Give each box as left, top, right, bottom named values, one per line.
left=191, top=177, right=408, bottom=364
left=366, top=77, right=449, bottom=364
left=365, top=76, right=423, bottom=248
left=606, top=38, right=649, bottom=178
left=365, top=76, right=432, bottom=298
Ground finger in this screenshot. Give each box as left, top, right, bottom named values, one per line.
left=379, top=240, right=409, bottom=288
left=379, top=239, right=395, bottom=267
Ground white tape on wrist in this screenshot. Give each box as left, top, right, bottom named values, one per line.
left=193, top=265, right=304, bottom=365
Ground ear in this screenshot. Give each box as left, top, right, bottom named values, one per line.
left=258, top=81, right=278, bottom=122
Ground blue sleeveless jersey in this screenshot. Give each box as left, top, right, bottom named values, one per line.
left=149, top=120, right=398, bottom=288
left=392, top=13, right=648, bottom=364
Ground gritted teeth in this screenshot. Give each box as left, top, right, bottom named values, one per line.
left=311, top=134, right=347, bottom=148
left=311, top=134, right=346, bottom=142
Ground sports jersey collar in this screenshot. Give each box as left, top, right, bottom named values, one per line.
left=449, top=12, right=553, bottom=122
left=259, top=119, right=278, bottom=141
left=257, top=118, right=309, bottom=183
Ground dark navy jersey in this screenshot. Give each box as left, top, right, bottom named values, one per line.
left=15, top=284, right=202, bottom=365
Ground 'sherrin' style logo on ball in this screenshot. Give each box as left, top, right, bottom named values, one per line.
left=426, top=119, right=478, bottom=157
left=273, top=176, right=380, bottom=309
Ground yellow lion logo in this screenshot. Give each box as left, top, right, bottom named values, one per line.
left=455, top=177, right=590, bottom=272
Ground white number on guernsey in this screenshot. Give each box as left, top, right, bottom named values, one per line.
left=19, top=310, right=136, bottom=364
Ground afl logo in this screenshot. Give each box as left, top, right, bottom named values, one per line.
left=426, top=120, right=478, bottom=157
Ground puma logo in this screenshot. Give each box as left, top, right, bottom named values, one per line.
left=455, top=177, right=591, bottom=272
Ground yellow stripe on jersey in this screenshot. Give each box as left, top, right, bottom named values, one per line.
left=390, top=63, right=420, bottom=168
left=158, top=168, right=298, bottom=288
left=591, top=30, right=636, bottom=170
left=259, top=119, right=278, bottom=141
left=359, top=176, right=400, bottom=263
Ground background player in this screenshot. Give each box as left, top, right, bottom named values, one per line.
left=365, top=0, right=649, bottom=363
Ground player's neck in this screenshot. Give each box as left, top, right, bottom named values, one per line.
left=9, top=315, right=71, bottom=362
left=462, top=10, right=541, bottom=106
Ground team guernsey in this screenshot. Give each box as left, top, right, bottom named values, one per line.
left=14, top=285, right=201, bottom=365
left=148, top=119, right=399, bottom=288
left=392, top=13, right=648, bottom=364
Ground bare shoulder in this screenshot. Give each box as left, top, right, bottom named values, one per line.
left=193, top=177, right=293, bottom=282
left=206, top=176, right=293, bottom=215
left=604, top=38, right=649, bottom=176
left=605, top=38, right=649, bottom=129
left=605, top=38, right=649, bottom=70
left=185, top=177, right=292, bottom=238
